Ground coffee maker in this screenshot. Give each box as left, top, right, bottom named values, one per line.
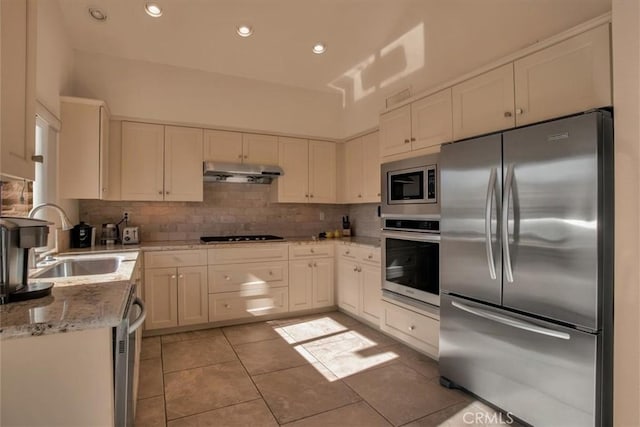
left=0, top=217, right=54, bottom=304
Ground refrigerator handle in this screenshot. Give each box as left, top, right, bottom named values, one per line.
left=484, top=167, right=497, bottom=280
left=451, top=301, right=571, bottom=340
left=502, top=163, right=515, bottom=283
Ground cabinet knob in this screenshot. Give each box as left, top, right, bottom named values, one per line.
left=310, top=248, right=315, bottom=253
left=358, top=194, right=362, bottom=198
left=310, top=194, right=314, bottom=198
left=179, top=274, right=184, bottom=279
left=171, top=275, right=176, bottom=279
left=353, top=266, right=358, bottom=272
left=504, top=111, right=513, bottom=118
left=345, top=250, right=350, bottom=255
left=224, top=275, right=230, bottom=280
left=268, top=270, right=273, bottom=275
left=408, top=325, right=415, bottom=331
left=377, top=192, right=381, bottom=197
left=158, top=191, right=163, bottom=195
left=305, top=194, right=309, bottom=198
left=404, top=139, right=410, bottom=144
left=224, top=304, right=231, bottom=309
left=244, top=155, right=248, bottom=159
left=313, top=262, right=317, bottom=267
left=368, top=254, right=373, bottom=259
left=166, top=191, right=170, bottom=195
left=308, top=263, right=313, bottom=268
left=238, top=154, right=243, bottom=159
left=515, top=108, right=524, bottom=115
left=410, top=137, right=416, bottom=142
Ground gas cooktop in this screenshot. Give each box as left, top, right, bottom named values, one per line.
left=200, top=235, right=285, bottom=244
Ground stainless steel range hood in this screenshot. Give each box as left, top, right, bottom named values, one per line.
left=203, top=161, right=284, bottom=184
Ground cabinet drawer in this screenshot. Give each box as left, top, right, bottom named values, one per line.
left=360, top=247, right=381, bottom=265
left=337, top=245, right=360, bottom=260
left=208, top=261, right=288, bottom=293
left=289, top=244, right=334, bottom=259
left=144, top=250, right=207, bottom=268
left=208, top=244, right=288, bottom=264
left=208, top=288, right=289, bottom=322
left=381, top=301, right=439, bottom=358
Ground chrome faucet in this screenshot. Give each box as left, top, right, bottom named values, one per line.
left=28, top=203, right=74, bottom=231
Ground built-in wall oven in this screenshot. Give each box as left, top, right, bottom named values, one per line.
left=381, top=218, right=440, bottom=307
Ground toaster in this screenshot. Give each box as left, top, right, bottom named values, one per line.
left=122, top=226, right=140, bottom=245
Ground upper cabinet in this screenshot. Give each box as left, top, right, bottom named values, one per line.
left=343, top=131, right=381, bottom=203
left=452, top=24, right=611, bottom=141
left=59, top=97, right=110, bottom=199
left=273, top=137, right=336, bottom=203
left=513, top=24, right=611, bottom=126
left=452, top=64, right=515, bottom=140
left=0, top=0, right=36, bottom=181
left=203, top=130, right=278, bottom=165
left=121, top=122, right=203, bottom=201
left=380, top=89, right=453, bottom=158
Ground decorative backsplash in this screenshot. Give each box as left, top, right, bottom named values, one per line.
left=80, top=183, right=382, bottom=242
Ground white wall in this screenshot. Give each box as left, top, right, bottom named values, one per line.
left=72, top=51, right=344, bottom=140
left=612, top=1, right=640, bottom=425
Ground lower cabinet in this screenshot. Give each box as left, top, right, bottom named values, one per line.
left=380, top=300, right=439, bottom=359
left=336, top=245, right=382, bottom=325
left=289, top=257, right=334, bottom=310
left=209, top=288, right=289, bottom=322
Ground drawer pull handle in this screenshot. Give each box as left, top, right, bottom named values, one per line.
left=368, top=254, right=373, bottom=259
left=408, top=325, right=415, bottom=331
left=345, top=250, right=350, bottom=255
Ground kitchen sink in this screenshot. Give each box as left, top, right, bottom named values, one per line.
left=33, top=257, right=123, bottom=278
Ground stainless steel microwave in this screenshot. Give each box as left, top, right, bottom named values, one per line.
left=381, top=154, right=440, bottom=217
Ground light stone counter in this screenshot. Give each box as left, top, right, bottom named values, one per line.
left=0, top=251, right=139, bottom=340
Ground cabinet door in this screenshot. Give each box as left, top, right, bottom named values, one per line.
left=514, top=24, right=611, bottom=126
left=0, top=0, right=36, bottom=180
left=289, top=259, right=313, bottom=311
left=99, top=106, right=110, bottom=199
left=361, top=131, right=381, bottom=202
left=452, top=63, right=515, bottom=140
left=360, top=264, right=382, bottom=324
left=380, top=104, right=411, bottom=157
left=345, top=137, right=363, bottom=202
left=411, top=88, right=453, bottom=150
left=164, top=126, right=203, bottom=202
left=203, top=130, right=242, bottom=162
left=275, top=137, right=309, bottom=203
left=242, top=134, right=278, bottom=165
left=313, top=258, right=334, bottom=308
left=337, top=259, right=359, bottom=315
left=177, top=266, right=208, bottom=326
left=121, top=122, right=164, bottom=201
left=144, top=267, right=178, bottom=330
left=308, top=140, right=336, bottom=203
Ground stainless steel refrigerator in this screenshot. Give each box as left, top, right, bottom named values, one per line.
left=439, top=110, right=613, bottom=426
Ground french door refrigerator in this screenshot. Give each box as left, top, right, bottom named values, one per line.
left=439, top=110, right=613, bottom=427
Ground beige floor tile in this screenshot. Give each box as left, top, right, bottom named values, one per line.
left=253, top=363, right=361, bottom=424
left=386, top=344, right=440, bottom=380
left=235, top=337, right=316, bottom=375
left=402, top=401, right=523, bottom=427
left=223, top=321, right=282, bottom=346
left=141, top=337, right=161, bottom=360
left=162, top=335, right=237, bottom=373
left=302, top=330, right=399, bottom=378
left=167, top=399, right=278, bottom=427
left=135, top=396, right=166, bottom=427
left=350, top=324, right=400, bottom=348
left=343, top=364, right=469, bottom=426
left=164, top=360, right=260, bottom=420
left=138, top=358, right=164, bottom=399
left=279, top=315, right=354, bottom=344
left=161, top=327, right=222, bottom=344
left=282, top=401, right=392, bottom=427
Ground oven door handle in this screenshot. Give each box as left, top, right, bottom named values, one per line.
left=381, top=230, right=440, bottom=242
left=128, top=297, right=147, bottom=334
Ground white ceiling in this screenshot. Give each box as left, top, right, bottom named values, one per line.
left=57, top=0, right=612, bottom=95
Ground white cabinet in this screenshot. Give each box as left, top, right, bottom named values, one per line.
left=452, top=64, right=515, bottom=141
left=203, top=130, right=278, bottom=165
left=0, top=0, right=36, bottom=180
left=144, top=250, right=208, bottom=330
left=381, top=300, right=439, bottom=359
left=59, top=97, right=110, bottom=199
left=273, top=137, right=336, bottom=203
left=121, top=122, right=203, bottom=201
left=513, top=24, right=611, bottom=126
left=343, top=131, right=380, bottom=203
left=336, top=245, right=382, bottom=325
left=380, top=89, right=453, bottom=159
left=452, top=24, right=611, bottom=140
left=207, top=244, right=290, bottom=322
left=289, top=244, right=334, bottom=311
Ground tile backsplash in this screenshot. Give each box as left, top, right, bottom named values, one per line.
left=348, top=203, right=381, bottom=238
left=80, top=183, right=354, bottom=242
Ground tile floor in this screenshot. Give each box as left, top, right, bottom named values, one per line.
left=135, top=311, right=513, bottom=427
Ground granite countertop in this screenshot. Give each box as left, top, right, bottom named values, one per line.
left=0, top=251, right=139, bottom=340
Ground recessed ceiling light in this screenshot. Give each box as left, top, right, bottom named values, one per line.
left=237, top=25, right=253, bottom=37
left=145, top=3, right=163, bottom=17
left=88, top=8, right=107, bottom=22
left=312, top=43, right=327, bottom=54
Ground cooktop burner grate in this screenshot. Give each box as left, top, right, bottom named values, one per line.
left=200, top=234, right=285, bottom=243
